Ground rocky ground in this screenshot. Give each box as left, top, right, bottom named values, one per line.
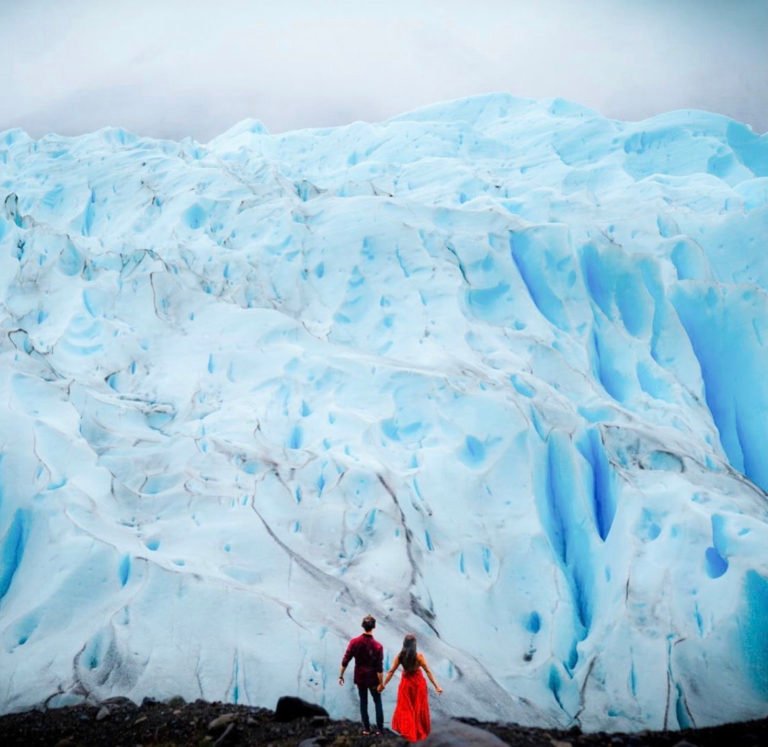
left=0, top=697, right=766, bottom=746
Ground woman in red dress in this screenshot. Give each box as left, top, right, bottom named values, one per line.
left=380, top=634, right=443, bottom=741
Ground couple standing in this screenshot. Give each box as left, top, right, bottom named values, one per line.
left=339, top=615, right=443, bottom=741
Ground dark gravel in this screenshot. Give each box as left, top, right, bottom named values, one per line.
left=0, top=697, right=765, bottom=746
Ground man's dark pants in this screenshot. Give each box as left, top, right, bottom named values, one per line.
left=357, top=684, right=383, bottom=731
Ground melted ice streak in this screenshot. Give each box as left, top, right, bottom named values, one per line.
left=0, top=94, right=767, bottom=731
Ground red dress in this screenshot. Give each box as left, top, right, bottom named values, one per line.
left=391, top=668, right=431, bottom=742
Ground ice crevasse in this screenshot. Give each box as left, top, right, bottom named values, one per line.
left=0, top=93, right=767, bottom=731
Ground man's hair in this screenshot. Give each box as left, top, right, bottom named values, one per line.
left=361, top=614, right=376, bottom=632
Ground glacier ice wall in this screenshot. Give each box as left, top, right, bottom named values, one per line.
left=1, top=94, right=767, bottom=731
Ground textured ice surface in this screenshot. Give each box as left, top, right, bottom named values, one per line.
left=1, top=94, right=767, bottom=731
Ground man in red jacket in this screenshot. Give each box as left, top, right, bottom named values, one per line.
left=339, top=614, right=385, bottom=735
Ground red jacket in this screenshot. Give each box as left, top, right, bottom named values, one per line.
left=342, top=633, right=383, bottom=687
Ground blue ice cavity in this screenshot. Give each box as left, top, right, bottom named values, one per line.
left=639, top=509, right=662, bottom=541
left=548, top=665, right=566, bottom=713
left=81, top=629, right=108, bottom=672
left=705, top=547, right=728, bottom=578
left=588, top=320, right=633, bottom=403
left=288, top=425, right=304, bottom=449
left=705, top=509, right=730, bottom=577
left=525, top=611, right=542, bottom=634
left=673, top=285, right=768, bottom=491
left=184, top=203, right=208, bottom=230
left=739, top=571, right=768, bottom=698
left=459, top=435, right=486, bottom=466
left=576, top=428, right=617, bottom=541
left=670, top=239, right=710, bottom=281
left=0, top=509, right=29, bottom=603
left=510, top=374, right=535, bottom=398
left=81, top=190, right=96, bottom=236
left=636, top=360, right=672, bottom=401
left=675, top=683, right=693, bottom=729
left=11, top=611, right=39, bottom=647
left=510, top=228, right=569, bottom=330
left=541, top=432, right=595, bottom=639
left=118, top=554, right=131, bottom=587
left=581, top=243, right=652, bottom=338
left=58, top=240, right=84, bottom=276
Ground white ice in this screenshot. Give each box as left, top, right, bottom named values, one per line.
left=1, top=94, right=767, bottom=732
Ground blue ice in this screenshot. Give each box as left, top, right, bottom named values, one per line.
left=525, top=611, right=541, bottom=634
left=542, top=433, right=594, bottom=637
left=705, top=547, right=728, bottom=578
left=510, top=232, right=569, bottom=330
left=577, top=428, right=617, bottom=541
left=0, top=510, right=29, bottom=602
left=740, top=571, right=768, bottom=697
left=118, top=554, right=131, bottom=586
left=466, top=282, right=509, bottom=317
left=184, top=203, right=207, bottom=230
left=58, top=240, right=84, bottom=276
left=459, top=435, right=486, bottom=466
left=673, top=286, right=768, bottom=491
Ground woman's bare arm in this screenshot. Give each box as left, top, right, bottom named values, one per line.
left=380, top=654, right=401, bottom=689
left=418, top=654, right=443, bottom=693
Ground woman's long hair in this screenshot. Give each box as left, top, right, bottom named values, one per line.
left=399, top=634, right=418, bottom=672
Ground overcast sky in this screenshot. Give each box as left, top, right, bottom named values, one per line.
left=2, top=0, right=766, bottom=141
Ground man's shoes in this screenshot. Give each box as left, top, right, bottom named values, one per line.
left=361, top=729, right=371, bottom=735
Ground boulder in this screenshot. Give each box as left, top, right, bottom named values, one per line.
left=274, top=696, right=329, bottom=722
left=422, top=719, right=510, bottom=746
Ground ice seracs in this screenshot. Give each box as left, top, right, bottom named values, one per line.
left=0, top=94, right=767, bottom=731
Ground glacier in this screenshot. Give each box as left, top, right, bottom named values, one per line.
left=0, top=93, right=767, bottom=732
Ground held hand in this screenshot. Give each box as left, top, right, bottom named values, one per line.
left=377, top=684, right=385, bottom=693
left=338, top=675, right=344, bottom=686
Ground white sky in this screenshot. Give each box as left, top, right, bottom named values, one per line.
left=1, top=0, right=766, bottom=140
